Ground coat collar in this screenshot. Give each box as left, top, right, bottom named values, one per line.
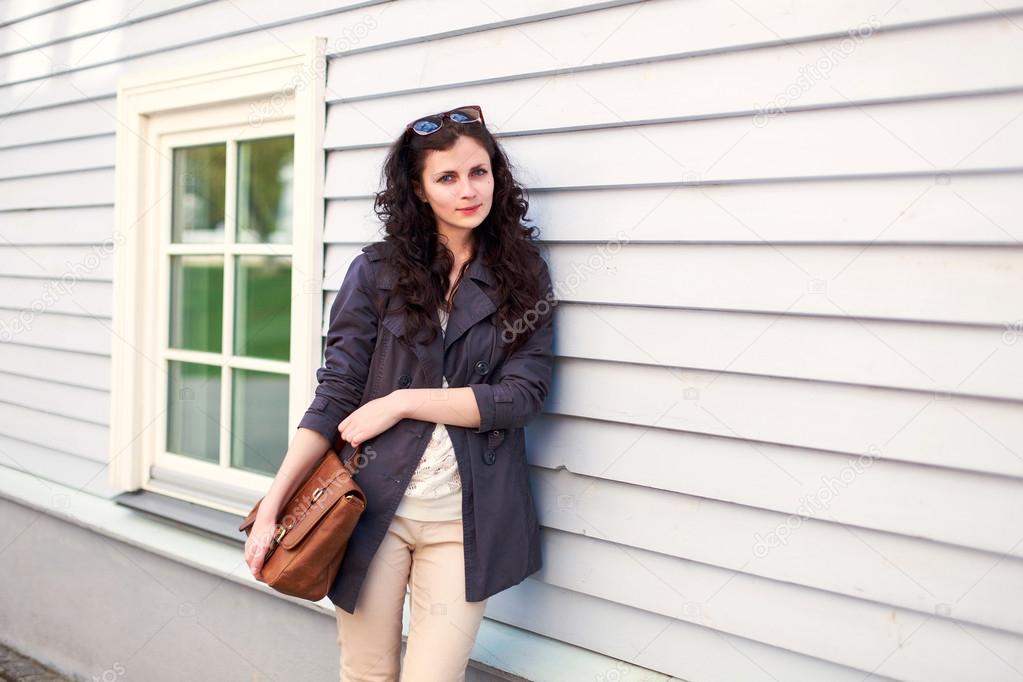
left=363, top=239, right=498, bottom=385
left=362, top=239, right=494, bottom=290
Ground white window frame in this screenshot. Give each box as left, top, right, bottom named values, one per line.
left=110, top=37, right=327, bottom=515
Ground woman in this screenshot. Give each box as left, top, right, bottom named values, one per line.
left=244, top=105, right=556, bottom=681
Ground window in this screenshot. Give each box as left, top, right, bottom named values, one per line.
left=163, top=131, right=294, bottom=479
left=110, top=38, right=326, bottom=514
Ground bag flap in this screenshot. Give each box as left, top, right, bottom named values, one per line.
left=279, top=473, right=363, bottom=549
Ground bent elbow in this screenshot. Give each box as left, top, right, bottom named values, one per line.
left=469, top=377, right=550, bottom=433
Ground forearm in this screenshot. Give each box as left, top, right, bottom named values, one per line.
left=393, top=387, right=482, bottom=429
left=258, top=427, right=333, bottom=519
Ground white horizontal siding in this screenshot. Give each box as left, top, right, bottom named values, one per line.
left=0, top=1, right=89, bottom=26
left=0, top=136, right=112, bottom=180
left=0, top=401, right=108, bottom=462
left=0, top=342, right=110, bottom=390
left=0, top=278, right=112, bottom=316
left=487, top=578, right=901, bottom=682
left=0, top=0, right=624, bottom=116
left=0, top=244, right=114, bottom=279
left=1, top=372, right=108, bottom=424
left=532, top=466, right=1023, bottom=634
left=326, top=172, right=1023, bottom=243
left=326, top=15, right=1023, bottom=136
left=547, top=356, right=1023, bottom=478
left=0, top=168, right=113, bottom=210
left=0, top=432, right=114, bottom=497
left=551, top=303, right=1023, bottom=400
left=0, top=1, right=1020, bottom=680
left=541, top=242, right=1023, bottom=324
left=527, top=415, right=1023, bottom=560
left=0, top=206, right=114, bottom=244
left=0, top=309, right=111, bottom=355
left=0, top=0, right=215, bottom=55
left=327, top=93, right=1023, bottom=191
left=495, top=531, right=1023, bottom=680
left=326, top=0, right=1023, bottom=99
left=0, top=0, right=378, bottom=87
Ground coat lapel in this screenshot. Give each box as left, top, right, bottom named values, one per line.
left=443, top=275, right=496, bottom=353
left=443, top=240, right=496, bottom=353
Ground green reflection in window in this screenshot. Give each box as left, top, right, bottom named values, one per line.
left=236, top=135, right=294, bottom=244
left=234, top=255, right=291, bottom=361
left=169, top=255, right=223, bottom=353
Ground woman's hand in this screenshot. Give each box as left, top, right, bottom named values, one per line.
left=244, top=508, right=280, bottom=582
left=337, top=392, right=407, bottom=448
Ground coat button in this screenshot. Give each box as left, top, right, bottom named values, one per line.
left=398, top=373, right=411, bottom=387
left=483, top=449, right=496, bottom=465
left=475, top=360, right=490, bottom=375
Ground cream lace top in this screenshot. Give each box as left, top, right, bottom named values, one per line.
left=393, top=306, right=462, bottom=521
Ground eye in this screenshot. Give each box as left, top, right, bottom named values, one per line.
left=437, top=168, right=488, bottom=183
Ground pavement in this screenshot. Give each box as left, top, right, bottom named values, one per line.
left=0, top=641, right=70, bottom=682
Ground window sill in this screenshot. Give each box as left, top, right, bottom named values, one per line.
left=113, top=488, right=247, bottom=544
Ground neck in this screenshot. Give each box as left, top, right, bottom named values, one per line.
left=437, top=228, right=475, bottom=262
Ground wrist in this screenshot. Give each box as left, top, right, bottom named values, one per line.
left=390, top=388, right=412, bottom=419
left=255, top=500, right=281, bottom=522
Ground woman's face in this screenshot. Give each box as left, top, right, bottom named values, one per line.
left=415, top=135, right=494, bottom=244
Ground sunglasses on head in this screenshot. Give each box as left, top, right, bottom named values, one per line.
left=405, top=105, right=485, bottom=136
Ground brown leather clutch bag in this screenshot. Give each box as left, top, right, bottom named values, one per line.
left=238, top=441, right=367, bottom=601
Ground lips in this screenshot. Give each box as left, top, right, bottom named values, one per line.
left=457, top=204, right=481, bottom=214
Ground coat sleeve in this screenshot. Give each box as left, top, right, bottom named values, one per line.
left=469, top=258, right=556, bottom=433
left=297, top=252, right=379, bottom=447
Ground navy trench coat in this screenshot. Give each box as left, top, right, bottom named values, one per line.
left=297, top=239, right=555, bottom=614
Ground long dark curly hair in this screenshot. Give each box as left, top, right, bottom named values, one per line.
left=372, top=110, right=548, bottom=357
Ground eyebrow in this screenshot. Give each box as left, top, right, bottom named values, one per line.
left=432, top=163, right=488, bottom=177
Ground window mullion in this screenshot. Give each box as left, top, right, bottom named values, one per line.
left=220, top=140, right=238, bottom=470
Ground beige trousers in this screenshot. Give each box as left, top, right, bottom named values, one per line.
left=335, top=514, right=488, bottom=681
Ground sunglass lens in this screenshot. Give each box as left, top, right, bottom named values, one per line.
left=449, top=108, right=479, bottom=123
left=412, top=117, right=441, bottom=134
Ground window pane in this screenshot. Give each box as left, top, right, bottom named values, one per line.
left=166, top=360, right=220, bottom=463
left=236, top=135, right=293, bottom=244
left=234, top=255, right=291, bottom=361
left=172, top=143, right=226, bottom=243
left=169, top=255, right=223, bottom=353
left=231, top=368, right=288, bottom=476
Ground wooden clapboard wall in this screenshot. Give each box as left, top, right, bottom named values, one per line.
left=1, top=1, right=1022, bottom=680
